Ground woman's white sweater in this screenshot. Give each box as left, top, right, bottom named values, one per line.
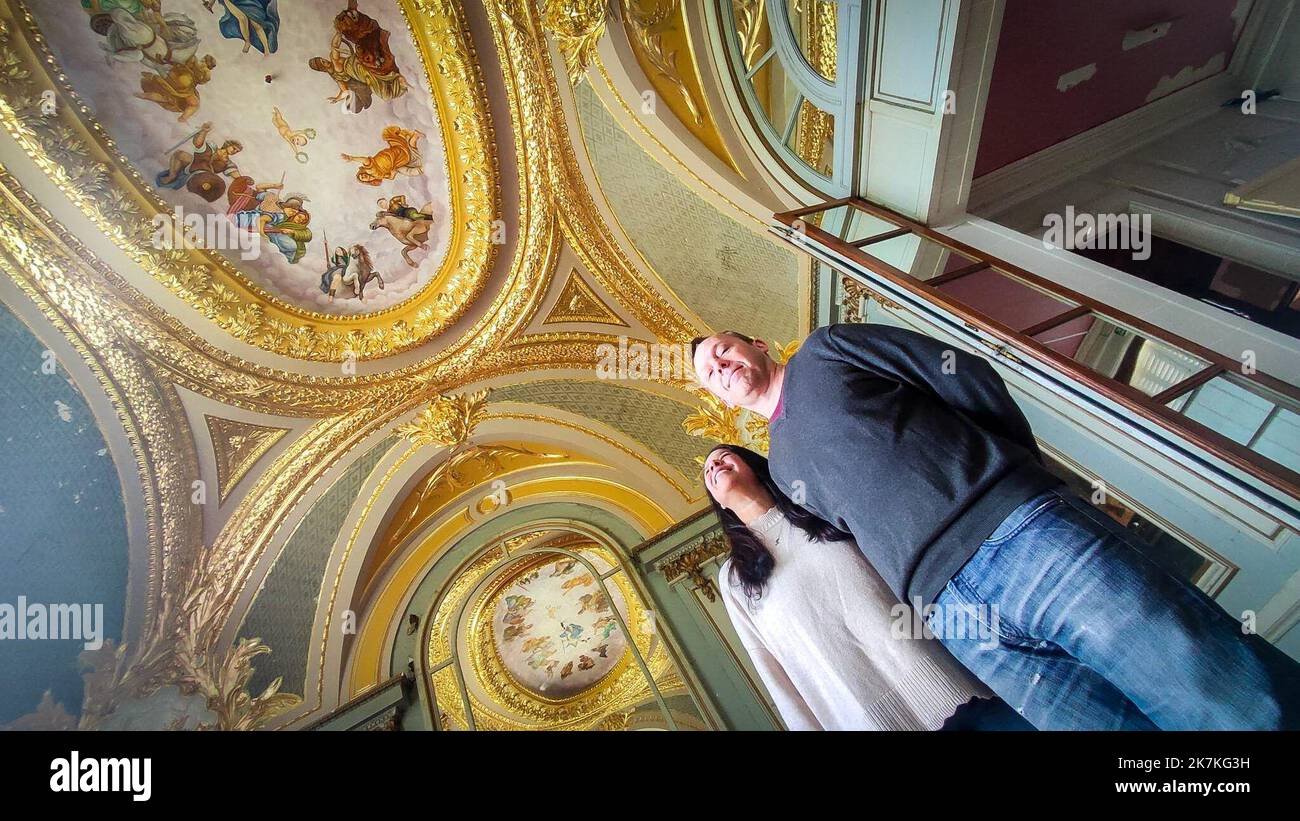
left=719, top=506, right=990, bottom=730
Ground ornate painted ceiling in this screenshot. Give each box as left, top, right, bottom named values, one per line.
left=36, top=0, right=453, bottom=314
left=0, top=0, right=805, bottom=730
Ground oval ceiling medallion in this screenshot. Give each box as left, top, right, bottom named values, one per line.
left=2, top=0, right=497, bottom=360
left=487, top=552, right=631, bottom=701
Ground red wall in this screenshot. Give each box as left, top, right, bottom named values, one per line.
left=974, top=0, right=1247, bottom=177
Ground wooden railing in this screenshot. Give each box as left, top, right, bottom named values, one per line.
left=772, top=198, right=1300, bottom=509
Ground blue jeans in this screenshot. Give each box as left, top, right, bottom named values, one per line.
left=928, top=488, right=1300, bottom=730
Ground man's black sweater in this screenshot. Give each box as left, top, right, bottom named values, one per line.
left=768, top=323, right=1062, bottom=606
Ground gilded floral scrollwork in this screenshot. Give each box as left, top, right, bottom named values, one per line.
left=623, top=0, right=702, bottom=125
left=388, top=390, right=566, bottom=547
left=840, top=274, right=901, bottom=322
left=397, top=389, right=490, bottom=449
left=732, top=0, right=768, bottom=68
left=77, top=562, right=302, bottom=731
left=657, top=532, right=729, bottom=602
left=539, top=0, right=611, bottom=85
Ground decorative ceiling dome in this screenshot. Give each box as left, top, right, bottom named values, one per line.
left=484, top=552, right=631, bottom=701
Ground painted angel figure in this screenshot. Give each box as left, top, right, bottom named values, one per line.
left=204, top=0, right=280, bottom=55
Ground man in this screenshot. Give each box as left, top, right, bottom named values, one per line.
left=692, top=323, right=1299, bottom=730
left=381, top=195, right=432, bottom=223
left=157, top=122, right=241, bottom=192
left=320, top=246, right=351, bottom=301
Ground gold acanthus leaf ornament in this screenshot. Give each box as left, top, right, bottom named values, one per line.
left=388, top=390, right=566, bottom=545
left=624, top=0, right=702, bottom=126
left=396, top=389, right=490, bottom=449
left=73, top=553, right=302, bottom=731
left=540, top=0, right=611, bottom=85
left=732, top=0, right=769, bottom=69
left=682, top=387, right=746, bottom=448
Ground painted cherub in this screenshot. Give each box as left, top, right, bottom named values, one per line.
left=272, top=106, right=316, bottom=163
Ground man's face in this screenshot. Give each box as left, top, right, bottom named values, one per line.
left=692, top=332, right=773, bottom=408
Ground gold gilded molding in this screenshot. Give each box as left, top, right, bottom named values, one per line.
left=0, top=169, right=203, bottom=713
left=839, top=274, right=901, bottom=322
left=594, top=58, right=761, bottom=228
left=381, top=443, right=570, bottom=566
left=791, top=0, right=838, bottom=176
left=622, top=0, right=743, bottom=174
left=384, top=390, right=567, bottom=550
left=397, top=389, right=491, bottom=449
left=205, top=416, right=290, bottom=504
left=487, top=410, right=698, bottom=501
left=494, top=0, right=698, bottom=347
left=539, top=0, right=746, bottom=191
left=539, top=0, right=610, bottom=86
left=0, top=0, right=499, bottom=361
left=657, top=531, right=728, bottom=602
left=794, top=99, right=834, bottom=177
left=542, top=268, right=627, bottom=326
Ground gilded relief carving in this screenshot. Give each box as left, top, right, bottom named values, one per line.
left=542, top=268, right=627, bottom=326
left=657, top=532, right=728, bottom=603
left=206, top=415, right=289, bottom=503
left=839, top=273, right=901, bottom=323
left=0, top=0, right=723, bottom=730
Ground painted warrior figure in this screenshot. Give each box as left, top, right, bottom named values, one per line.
left=320, top=245, right=352, bottom=301
left=136, top=53, right=217, bottom=123
left=82, top=0, right=200, bottom=69
left=156, top=121, right=242, bottom=200
left=380, top=194, right=431, bottom=222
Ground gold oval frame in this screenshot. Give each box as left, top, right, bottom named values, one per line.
left=427, top=540, right=673, bottom=730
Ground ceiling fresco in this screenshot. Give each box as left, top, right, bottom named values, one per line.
left=36, top=1, right=450, bottom=314
left=426, top=537, right=696, bottom=731
left=488, top=551, right=629, bottom=700
left=0, top=0, right=800, bottom=731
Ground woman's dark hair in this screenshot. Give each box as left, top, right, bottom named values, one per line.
left=705, top=444, right=851, bottom=600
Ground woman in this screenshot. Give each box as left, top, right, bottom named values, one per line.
left=704, top=444, right=1030, bottom=731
